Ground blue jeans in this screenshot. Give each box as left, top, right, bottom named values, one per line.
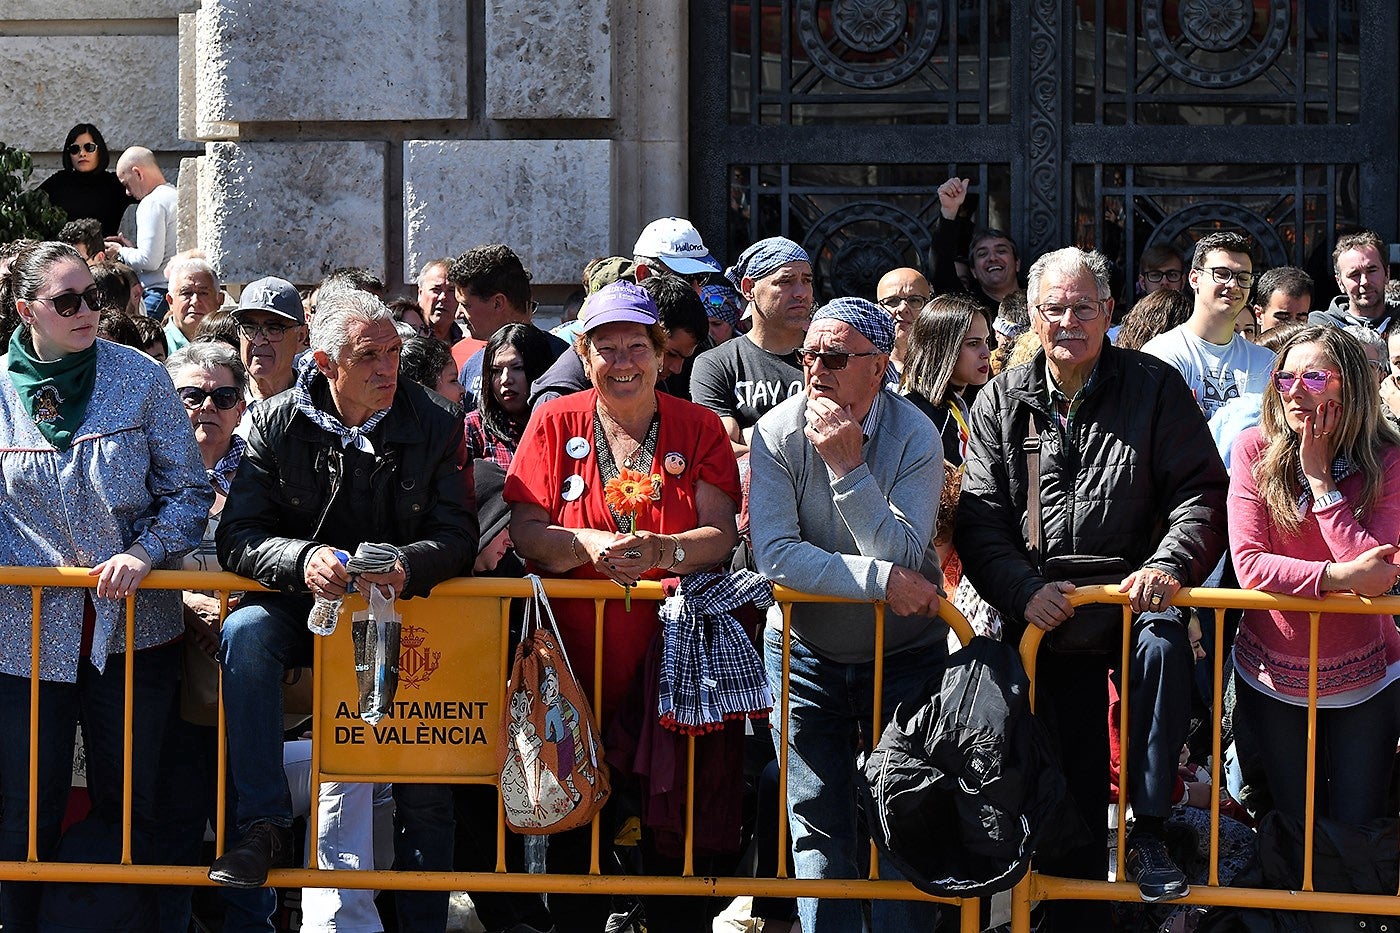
left=142, top=286, right=168, bottom=317
left=763, top=626, right=945, bottom=933
left=219, top=594, right=315, bottom=831
left=0, top=641, right=180, bottom=933
left=154, top=699, right=276, bottom=933
left=391, top=783, right=456, bottom=930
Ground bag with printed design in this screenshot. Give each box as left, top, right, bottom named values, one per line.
left=498, top=574, right=611, bottom=833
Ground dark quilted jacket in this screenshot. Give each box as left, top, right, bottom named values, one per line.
left=216, top=376, right=476, bottom=597
left=954, top=343, right=1228, bottom=627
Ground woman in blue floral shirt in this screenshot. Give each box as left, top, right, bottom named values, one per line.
left=0, top=241, right=210, bottom=928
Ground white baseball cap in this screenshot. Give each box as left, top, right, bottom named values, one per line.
left=632, top=217, right=722, bottom=276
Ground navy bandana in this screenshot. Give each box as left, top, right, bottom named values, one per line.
left=293, top=355, right=389, bottom=454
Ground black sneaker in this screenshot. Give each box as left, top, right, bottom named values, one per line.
left=207, top=821, right=295, bottom=888
left=1126, top=833, right=1190, bottom=903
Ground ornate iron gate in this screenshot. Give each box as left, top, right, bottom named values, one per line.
left=690, top=0, right=1399, bottom=305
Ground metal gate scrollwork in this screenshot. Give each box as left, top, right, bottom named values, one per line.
left=1146, top=201, right=1290, bottom=270
left=1141, top=0, right=1291, bottom=89
left=796, top=0, right=943, bottom=89
left=692, top=0, right=1397, bottom=308
left=801, top=202, right=934, bottom=302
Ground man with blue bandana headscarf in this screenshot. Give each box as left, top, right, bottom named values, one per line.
left=749, top=294, right=945, bottom=932
left=691, top=237, right=814, bottom=455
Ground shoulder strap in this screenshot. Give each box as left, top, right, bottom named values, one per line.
left=1023, top=411, right=1042, bottom=563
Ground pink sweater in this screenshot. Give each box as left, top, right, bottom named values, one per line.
left=1228, top=427, right=1400, bottom=697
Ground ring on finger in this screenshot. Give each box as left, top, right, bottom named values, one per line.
left=623, top=548, right=642, bottom=559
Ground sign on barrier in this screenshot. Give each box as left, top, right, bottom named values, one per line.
left=316, top=593, right=504, bottom=778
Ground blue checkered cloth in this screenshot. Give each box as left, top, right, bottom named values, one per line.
left=724, top=237, right=811, bottom=289
left=811, top=297, right=896, bottom=354
left=657, top=570, right=774, bottom=734
left=293, top=355, right=389, bottom=454
left=700, top=284, right=743, bottom=326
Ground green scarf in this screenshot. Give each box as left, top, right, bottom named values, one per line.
left=7, top=327, right=97, bottom=451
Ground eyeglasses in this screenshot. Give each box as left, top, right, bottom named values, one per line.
left=33, top=287, right=106, bottom=317
left=703, top=292, right=736, bottom=309
left=1034, top=298, right=1107, bottom=323
left=877, top=295, right=930, bottom=313
left=236, top=321, right=293, bottom=342
left=66, top=142, right=98, bottom=155
left=1199, top=266, right=1256, bottom=288
left=1272, top=369, right=1339, bottom=393
left=684, top=272, right=712, bottom=289
left=795, top=348, right=882, bottom=370
left=1142, top=269, right=1183, bottom=283
left=177, top=386, right=242, bottom=410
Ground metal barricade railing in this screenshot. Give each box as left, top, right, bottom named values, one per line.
left=0, top=567, right=984, bottom=932
left=19, top=570, right=1395, bottom=929
left=1011, top=584, right=1400, bottom=931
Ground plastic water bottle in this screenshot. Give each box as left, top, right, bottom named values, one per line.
left=307, top=549, right=350, bottom=635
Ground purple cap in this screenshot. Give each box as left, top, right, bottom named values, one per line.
left=578, top=281, right=659, bottom=332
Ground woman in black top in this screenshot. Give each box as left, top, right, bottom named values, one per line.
left=900, top=293, right=992, bottom=467
left=38, top=124, right=134, bottom=237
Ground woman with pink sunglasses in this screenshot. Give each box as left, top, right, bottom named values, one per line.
left=1229, top=325, right=1400, bottom=826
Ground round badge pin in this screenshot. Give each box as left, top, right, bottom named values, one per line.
left=663, top=452, right=686, bottom=476
left=566, top=436, right=591, bottom=459
left=561, top=474, right=585, bottom=502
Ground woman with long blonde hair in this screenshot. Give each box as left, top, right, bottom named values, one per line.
left=1229, top=325, right=1400, bottom=823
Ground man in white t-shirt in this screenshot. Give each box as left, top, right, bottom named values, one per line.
left=112, top=147, right=178, bottom=315
left=1141, top=231, right=1274, bottom=419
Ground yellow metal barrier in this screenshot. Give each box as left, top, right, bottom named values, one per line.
left=9, top=568, right=1400, bottom=930
left=0, top=568, right=982, bottom=933
left=1012, top=584, right=1400, bottom=932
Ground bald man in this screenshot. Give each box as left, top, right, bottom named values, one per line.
left=876, top=267, right=932, bottom=372
left=112, top=147, right=178, bottom=314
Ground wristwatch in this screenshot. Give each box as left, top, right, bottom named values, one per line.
left=671, top=539, right=686, bottom=568
left=1313, top=489, right=1345, bottom=511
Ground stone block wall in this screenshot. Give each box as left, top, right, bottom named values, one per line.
left=0, top=3, right=199, bottom=241
left=0, top=0, right=687, bottom=298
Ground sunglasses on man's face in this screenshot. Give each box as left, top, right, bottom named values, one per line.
left=795, top=348, right=881, bottom=371
left=33, top=287, right=106, bottom=317
left=177, top=386, right=242, bottom=410
left=66, top=142, right=98, bottom=155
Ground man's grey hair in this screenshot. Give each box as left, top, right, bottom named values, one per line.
left=1026, top=247, right=1112, bottom=308
left=1342, top=324, right=1390, bottom=375
left=415, top=257, right=451, bottom=288
left=310, top=288, right=394, bottom=360
left=167, top=255, right=219, bottom=289
left=165, top=339, right=249, bottom=395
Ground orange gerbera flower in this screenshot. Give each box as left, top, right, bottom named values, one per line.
left=604, top=468, right=659, bottom=517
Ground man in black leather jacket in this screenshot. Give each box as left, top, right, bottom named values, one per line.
left=956, top=247, right=1227, bottom=922
left=208, top=289, right=476, bottom=912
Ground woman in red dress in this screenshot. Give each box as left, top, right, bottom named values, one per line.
left=505, top=280, right=740, bottom=719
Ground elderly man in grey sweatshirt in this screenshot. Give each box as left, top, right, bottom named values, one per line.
left=749, top=297, right=945, bottom=933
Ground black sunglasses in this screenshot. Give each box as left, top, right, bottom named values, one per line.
left=33, top=287, right=106, bottom=317
left=177, top=386, right=242, bottom=410
left=795, top=348, right=881, bottom=371
left=66, top=142, right=99, bottom=155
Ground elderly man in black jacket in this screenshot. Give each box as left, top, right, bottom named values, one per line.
left=955, top=247, right=1227, bottom=921
left=208, top=289, right=476, bottom=905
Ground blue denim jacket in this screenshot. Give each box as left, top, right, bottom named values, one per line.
left=0, top=339, right=212, bottom=681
